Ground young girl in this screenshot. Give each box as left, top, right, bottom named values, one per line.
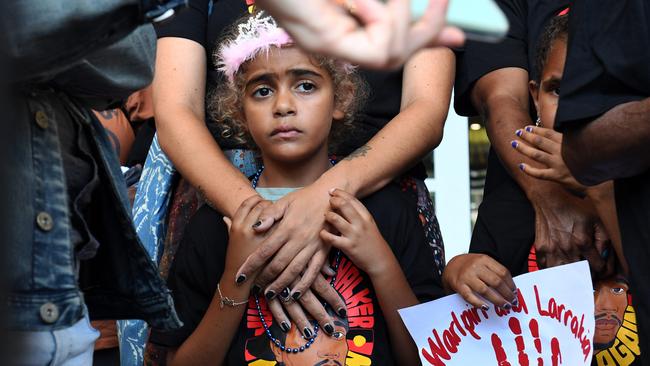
left=444, top=14, right=641, bottom=365
left=149, top=12, right=443, bottom=365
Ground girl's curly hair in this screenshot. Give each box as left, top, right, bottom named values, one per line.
left=208, top=15, right=367, bottom=152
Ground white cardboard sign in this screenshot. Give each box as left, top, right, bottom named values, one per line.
left=399, top=261, right=595, bottom=366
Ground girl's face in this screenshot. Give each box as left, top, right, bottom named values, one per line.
left=530, top=38, right=567, bottom=128
left=241, top=47, right=344, bottom=164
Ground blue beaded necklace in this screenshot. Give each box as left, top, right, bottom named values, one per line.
left=251, top=158, right=342, bottom=354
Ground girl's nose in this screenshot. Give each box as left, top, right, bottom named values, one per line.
left=273, top=88, right=296, bottom=117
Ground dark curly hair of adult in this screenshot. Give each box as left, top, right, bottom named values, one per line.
left=534, top=14, right=569, bottom=83
left=208, top=13, right=368, bottom=153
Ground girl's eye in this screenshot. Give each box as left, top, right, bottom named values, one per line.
left=611, top=287, right=626, bottom=295
left=253, top=87, right=273, bottom=98
left=552, top=87, right=560, bottom=96
left=296, top=82, right=316, bottom=92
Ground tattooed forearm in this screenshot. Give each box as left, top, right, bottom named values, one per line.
left=343, top=145, right=371, bottom=161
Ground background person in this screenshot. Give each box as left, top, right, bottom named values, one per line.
left=1, top=1, right=186, bottom=364
left=554, top=0, right=650, bottom=360
left=453, top=0, right=609, bottom=279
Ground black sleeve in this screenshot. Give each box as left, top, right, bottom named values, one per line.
left=453, top=0, right=528, bottom=117
left=555, top=0, right=650, bottom=130
left=468, top=195, right=534, bottom=277
left=149, top=204, right=229, bottom=347
left=154, top=0, right=210, bottom=47
left=363, top=185, right=445, bottom=303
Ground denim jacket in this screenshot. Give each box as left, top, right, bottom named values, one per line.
left=4, top=21, right=181, bottom=331
left=6, top=88, right=181, bottom=331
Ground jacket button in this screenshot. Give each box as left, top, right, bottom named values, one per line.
left=35, top=110, right=49, bottom=129
left=40, top=302, right=59, bottom=324
left=36, top=212, right=54, bottom=232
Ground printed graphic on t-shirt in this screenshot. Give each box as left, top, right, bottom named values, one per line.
left=528, top=247, right=641, bottom=365
left=242, top=256, right=378, bottom=365
left=246, top=0, right=255, bottom=13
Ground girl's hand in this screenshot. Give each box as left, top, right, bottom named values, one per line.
left=223, top=196, right=273, bottom=279
left=442, top=254, right=517, bottom=310
left=319, top=189, right=393, bottom=277
left=512, top=126, right=587, bottom=194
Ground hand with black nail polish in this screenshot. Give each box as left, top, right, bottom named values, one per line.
left=222, top=196, right=273, bottom=288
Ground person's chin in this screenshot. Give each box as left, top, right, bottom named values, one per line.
left=594, top=338, right=616, bottom=351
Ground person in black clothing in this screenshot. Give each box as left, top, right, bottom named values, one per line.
left=552, top=0, right=650, bottom=363
left=148, top=13, right=443, bottom=365
left=447, top=12, right=642, bottom=365
left=453, top=0, right=609, bottom=284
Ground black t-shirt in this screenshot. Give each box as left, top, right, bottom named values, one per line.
left=155, top=0, right=426, bottom=179
left=555, top=1, right=650, bottom=363
left=555, top=0, right=650, bottom=130
left=150, top=184, right=443, bottom=365
left=453, top=0, right=569, bottom=277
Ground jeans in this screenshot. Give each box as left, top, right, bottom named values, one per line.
left=13, top=309, right=99, bottom=366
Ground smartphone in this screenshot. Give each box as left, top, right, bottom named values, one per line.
left=411, top=0, right=509, bottom=43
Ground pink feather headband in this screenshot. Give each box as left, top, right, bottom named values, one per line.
left=217, top=12, right=293, bottom=82
left=216, top=11, right=355, bottom=83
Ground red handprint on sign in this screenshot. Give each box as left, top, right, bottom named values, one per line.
left=491, top=317, right=563, bottom=366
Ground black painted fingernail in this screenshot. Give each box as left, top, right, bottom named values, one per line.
left=481, top=304, right=490, bottom=311
left=252, top=284, right=261, bottom=295
left=526, top=126, right=533, bottom=133
left=512, top=298, right=519, bottom=307
left=252, top=221, right=262, bottom=228
left=515, top=129, right=523, bottom=137
left=265, top=290, right=276, bottom=300
left=281, top=321, right=290, bottom=332
left=291, top=291, right=302, bottom=300
left=280, top=288, right=291, bottom=300
left=503, top=303, right=512, bottom=310
left=324, top=323, right=334, bottom=335
left=519, top=163, right=525, bottom=171
left=236, top=274, right=246, bottom=284
left=303, top=327, right=313, bottom=338
left=511, top=140, right=518, bottom=148
left=338, top=308, right=347, bottom=318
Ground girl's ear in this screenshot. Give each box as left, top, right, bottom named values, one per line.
left=529, top=80, right=540, bottom=116
left=332, top=108, right=345, bottom=120
left=333, top=81, right=355, bottom=121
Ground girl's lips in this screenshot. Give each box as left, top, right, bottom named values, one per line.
left=271, top=126, right=302, bottom=138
